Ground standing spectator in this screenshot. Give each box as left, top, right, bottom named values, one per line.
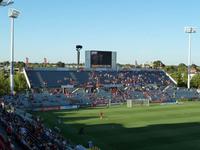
left=88, top=140, right=93, bottom=149
left=6, top=123, right=13, bottom=137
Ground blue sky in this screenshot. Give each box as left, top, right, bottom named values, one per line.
left=0, top=0, right=200, bottom=65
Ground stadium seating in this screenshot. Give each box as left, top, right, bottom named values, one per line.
left=25, top=68, right=175, bottom=88
left=22, top=68, right=200, bottom=107
left=0, top=101, right=79, bottom=150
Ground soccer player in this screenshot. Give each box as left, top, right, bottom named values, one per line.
left=99, top=112, right=104, bottom=119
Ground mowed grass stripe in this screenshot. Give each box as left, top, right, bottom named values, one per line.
left=33, top=101, right=200, bottom=150
left=60, top=107, right=200, bottom=127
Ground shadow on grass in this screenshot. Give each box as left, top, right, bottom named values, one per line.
left=34, top=111, right=200, bottom=150
left=68, top=122, right=200, bottom=150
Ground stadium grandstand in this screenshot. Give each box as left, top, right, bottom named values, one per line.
left=1, top=60, right=200, bottom=150
left=1, top=50, right=200, bottom=149
left=16, top=67, right=199, bottom=111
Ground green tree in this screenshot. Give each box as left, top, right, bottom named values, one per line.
left=191, top=74, right=200, bottom=88
left=164, top=65, right=177, bottom=74
left=0, top=70, right=28, bottom=96
left=177, top=63, right=187, bottom=73
left=56, top=61, right=65, bottom=68
left=153, top=60, right=165, bottom=68
left=14, top=72, right=28, bottom=93
left=15, top=61, right=25, bottom=71
left=2, top=61, right=9, bottom=66
left=0, top=70, right=9, bottom=96
left=170, top=71, right=187, bottom=87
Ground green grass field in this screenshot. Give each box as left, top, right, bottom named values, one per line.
left=33, top=102, right=200, bottom=150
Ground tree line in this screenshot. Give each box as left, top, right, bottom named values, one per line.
left=0, top=70, right=27, bottom=96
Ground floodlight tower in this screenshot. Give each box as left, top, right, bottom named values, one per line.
left=8, top=8, right=20, bottom=95
left=76, top=45, right=83, bottom=69
left=184, top=27, right=196, bottom=89
left=0, top=0, right=14, bottom=6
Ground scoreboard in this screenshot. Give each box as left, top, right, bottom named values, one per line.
left=85, top=50, right=117, bottom=69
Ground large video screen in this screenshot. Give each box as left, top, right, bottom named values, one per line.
left=90, top=51, right=112, bottom=68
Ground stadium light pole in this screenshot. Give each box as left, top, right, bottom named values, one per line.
left=184, top=27, right=196, bottom=89
left=76, top=45, right=83, bottom=69
left=8, top=8, right=20, bottom=95
left=0, top=0, right=14, bottom=6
